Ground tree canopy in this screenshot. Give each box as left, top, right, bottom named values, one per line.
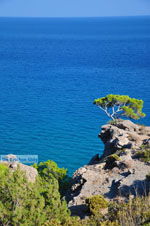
left=93, top=94, right=146, bottom=120
left=0, top=162, right=70, bottom=226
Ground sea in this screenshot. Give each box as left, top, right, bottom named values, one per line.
left=0, top=16, right=150, bottom=174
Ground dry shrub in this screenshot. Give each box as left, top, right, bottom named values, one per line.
left=117, top=195, right=150, bottom=226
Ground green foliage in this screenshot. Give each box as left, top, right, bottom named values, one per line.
left=33, top=161, right=70, bottom=222
left=135, top=145, right=150, bottom=162
left=108, top=154, right=121, bottom=161
left=33, top=160, right=67, bottom=181
left=44, top=216, right=85, bottom=226
left=108, top=196, right=150, bottom=226
left=86, top=195, right=108, bottom=217
left=0, top=163, right=8, bottom=176
left=0, top=160, right=150, bottom=226
left=0, top=168, right=46, bottom=225
left=100, top=221, right=119, bottom=226
left=0, top=162, right=70, bottom=225
left=93, top=94, right=146, bottom=120
left=116, top=196, right=150, bottom=226
left=33, top=160, right=70, bottom=197
left=85, top=194, right=150, bottom=226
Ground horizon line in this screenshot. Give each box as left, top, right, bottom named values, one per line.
left=0, top=15, right=150, bottom=19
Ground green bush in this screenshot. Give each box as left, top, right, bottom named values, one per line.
left=100, top=221, right=119, bottom=226
left=33, top=160, right=67, bottom=181
left=33, top=160, right=71, bottom=196
left=86, top=195, right=108, bottom=216
left=78, top=195, right=150, bottom=226
left=108, top=196, right=150, bottom=226
left=0, top=168, right=46, bottom=225
left=118, top=197, right=150, bottom=226
left=0, top=162, right=70, bottom=226
left=0, top=160, right=150, bottom=226
left=0, top=163, right=8, bottom=176
left=33, top=161, right=70, bottom=222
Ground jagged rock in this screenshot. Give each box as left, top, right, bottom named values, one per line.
left=113, top=120, right=139, bottom=132
left=117, top=151, right=135, bottom=169
left=100, top=120, right=150, bottom=157
left=66, top=120, right=150, bottom=217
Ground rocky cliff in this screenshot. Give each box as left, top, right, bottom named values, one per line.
left=66, top=120, right=150, bottom=217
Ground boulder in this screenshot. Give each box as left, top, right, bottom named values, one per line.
left=7, top=162, right=38, bottom=183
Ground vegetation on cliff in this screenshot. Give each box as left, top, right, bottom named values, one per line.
left=0, top=98, right=149, bottom=225
left=93, top=94, right=146, bottom=120
left=67, top=119, right=150, bottom=225
left=0, top=161, right=70, bottom=225
left=85, top=195, right=150, bottom=226
left=0, top=158, right=149, bottom=225
left=0, top=155, right=149, bottom=226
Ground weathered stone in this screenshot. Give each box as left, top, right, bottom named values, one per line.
left=7, top=162, right=38, bottom=183
left=114, top=120, right=139, bottom=132
left=100, top=120, right=150, bottom=157
left=66, top=120, right=150, bottom=218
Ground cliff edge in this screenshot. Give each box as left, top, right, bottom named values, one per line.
left=66, top=120, right=150, bottom=217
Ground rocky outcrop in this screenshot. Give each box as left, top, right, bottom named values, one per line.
left=100, top=120, right=150, bottom=157
left=66, top=120, right=150, bottom=217
left=4, top=161, right=38, bottom=182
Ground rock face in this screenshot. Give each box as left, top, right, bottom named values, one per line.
left=66, top=120, right=150, bottom=217
left=100, top=120, right=150, bottom=157
left=6, top=162, right=38, bottom=183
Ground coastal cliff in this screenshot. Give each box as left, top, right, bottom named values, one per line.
left=0, top=120, right=150, bottom=225
left=66, top=120, right=150, bottom=217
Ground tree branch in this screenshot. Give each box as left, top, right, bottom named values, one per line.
left=98, top=106, right=114, bottom=119
left=110, top=105, right=123, bottom=119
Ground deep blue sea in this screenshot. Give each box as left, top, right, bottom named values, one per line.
left=0, top=16, right=150, bottom=174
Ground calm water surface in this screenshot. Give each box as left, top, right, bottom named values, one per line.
left=0, top=17, right=150, bottom=174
